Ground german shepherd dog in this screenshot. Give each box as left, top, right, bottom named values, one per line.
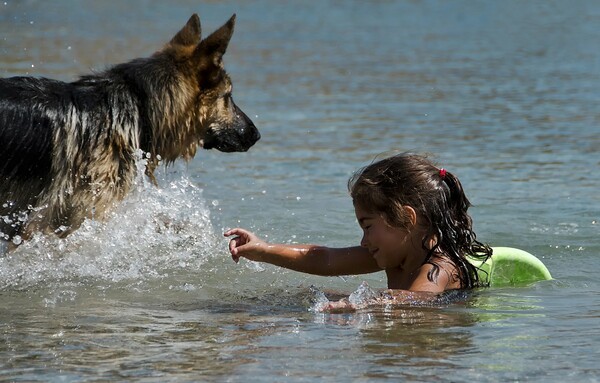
left=0, top=14, right=260, bottom=251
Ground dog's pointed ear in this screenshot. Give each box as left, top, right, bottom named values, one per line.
left=197, top=14, right=236, bottom=58
left=170, top=14, right=202, bottom=46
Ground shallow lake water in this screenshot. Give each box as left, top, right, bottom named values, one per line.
left=1, top=0, right=599, bottom=381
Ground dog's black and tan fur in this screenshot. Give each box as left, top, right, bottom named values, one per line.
left=0, top=14, right=260, bottom=248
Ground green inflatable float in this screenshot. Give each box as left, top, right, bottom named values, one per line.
left=467, top=247, right=552, bottom=287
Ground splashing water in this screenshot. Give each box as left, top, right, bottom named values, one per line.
left=307, top=285, right=331, bottom=312
left=0, top=155, right=219, bottom=291
left=348, top=281, right=379, bottom=309
left=307, top=282, right=380, bottom=312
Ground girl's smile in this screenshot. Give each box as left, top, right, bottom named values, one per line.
left=354, top=203, right=430, bottom=276
left=356, top=205, right=405, bottom=269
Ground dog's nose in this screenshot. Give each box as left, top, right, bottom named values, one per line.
left=242, top=125, right=260, bottom=150
left=249, top=123, right=260, bottom=143
left=237, top=108, right=260, bottom=145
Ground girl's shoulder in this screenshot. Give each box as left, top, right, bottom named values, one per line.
left=424, top=254, right=461, bottom=290
left=407, top=256, right=460, bottom=292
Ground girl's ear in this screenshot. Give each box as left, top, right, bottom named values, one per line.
left=402, top=205, right=418, bottom=227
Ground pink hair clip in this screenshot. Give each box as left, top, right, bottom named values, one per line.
left=439, top=168, right=447, bottom=179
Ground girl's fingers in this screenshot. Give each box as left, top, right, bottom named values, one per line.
left=224, top=228, right=239, bottom=237
left=229, top=237, right=241, bottom=253
left=228, top=239, right=241, bottom=263
left=224, top=228, right=249, bottom=238
left=224, top=228, right=254, bottom=264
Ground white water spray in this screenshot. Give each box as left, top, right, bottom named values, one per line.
left=0, top=154, right=219, bottom=290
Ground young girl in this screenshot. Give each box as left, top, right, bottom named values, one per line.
left=224, top=153, right=491, bottom=310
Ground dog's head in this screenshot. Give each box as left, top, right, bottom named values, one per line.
left=166, top=14, right=260, bottom=153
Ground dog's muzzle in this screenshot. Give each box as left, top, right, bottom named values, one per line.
left=202, top=106, right=260, bottom=152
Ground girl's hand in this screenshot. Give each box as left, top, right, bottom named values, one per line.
left=324, top=298, right=357, bottom=313
left=223, top=228, right=267, bottom=263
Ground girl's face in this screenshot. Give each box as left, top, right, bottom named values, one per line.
left=354, top=204, right=424, bottom=270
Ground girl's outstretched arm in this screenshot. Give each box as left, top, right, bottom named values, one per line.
left=224, top=228, right=380, bottom=276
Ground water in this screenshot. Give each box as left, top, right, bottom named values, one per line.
left=1, top=0, right=599, bottom=381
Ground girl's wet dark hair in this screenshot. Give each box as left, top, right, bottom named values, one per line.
left=348, top=152, right=492, bottom=288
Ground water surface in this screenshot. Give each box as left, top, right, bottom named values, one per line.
left=1, top=0, right=599, bottom=381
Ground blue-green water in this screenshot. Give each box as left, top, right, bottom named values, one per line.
left=1, top=0, right=599, bottom=381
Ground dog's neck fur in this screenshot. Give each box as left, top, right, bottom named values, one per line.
left=101, top=54, right=205, bottom=165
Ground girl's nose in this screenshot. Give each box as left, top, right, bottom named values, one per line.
left=360, top=234, right=368, bottom=248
